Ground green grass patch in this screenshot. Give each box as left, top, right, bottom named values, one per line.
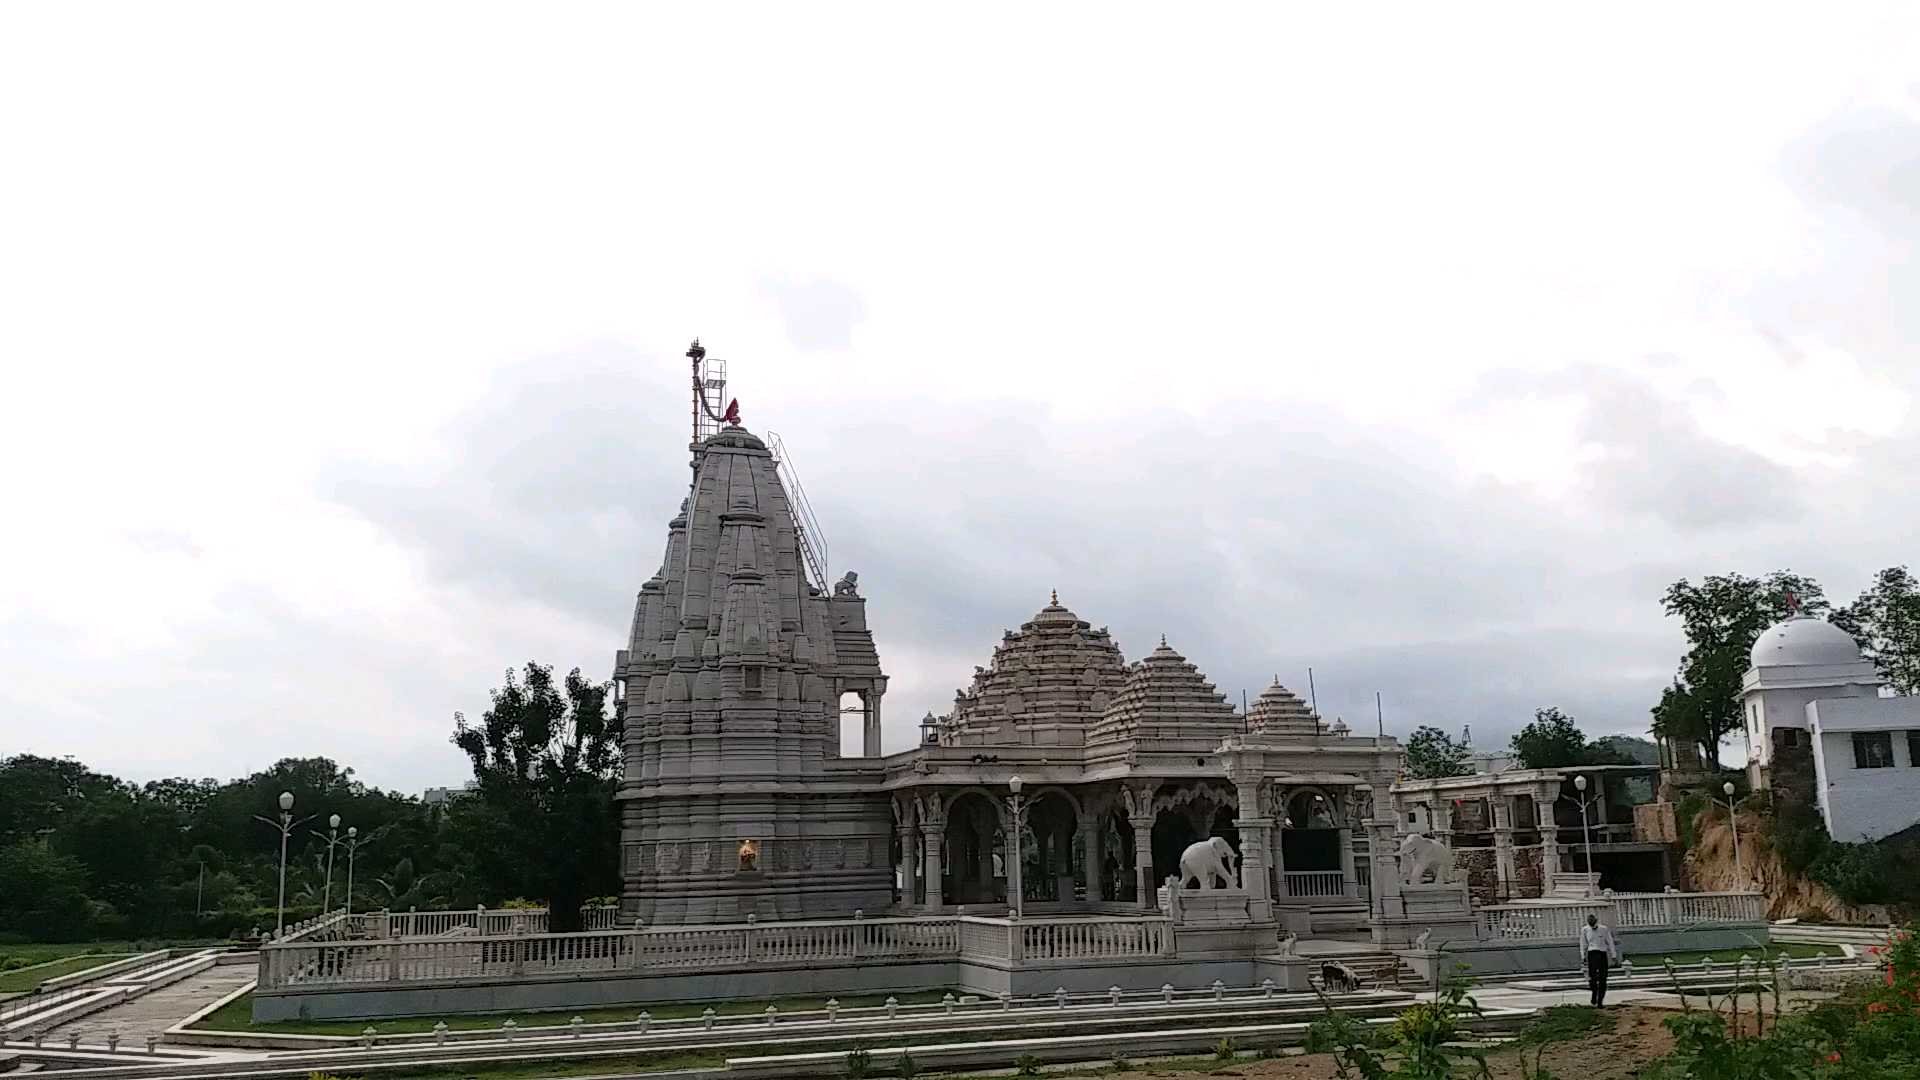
left=197, top=988, right=959, bottom=1036
left=0, top=953, right=140, bottom=992
left=1629, top=942, right=1840, bottom=966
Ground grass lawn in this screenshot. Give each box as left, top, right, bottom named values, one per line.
left=197, top=988, right=959, bottom=1036
left=1627, top=942, right=1841, bottom=966
left=0, top=953, right=141, bottom=993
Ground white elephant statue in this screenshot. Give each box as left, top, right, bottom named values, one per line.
left=1398, top=833, right=1454, bottom=885
left=1178, top=836, right=1239, bottom=890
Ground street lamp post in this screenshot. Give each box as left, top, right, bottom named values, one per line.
left=253, top=791, right=313, bottom=935
left=1723, top=781, right=1743, bottom=885
left=1571, top=775, right=1597, bottom=897
left=344, top=826, right=361, bottom=916
left=1005, top=775, right=1027, bottom=919
left=316, top=814, right=343, bottom=913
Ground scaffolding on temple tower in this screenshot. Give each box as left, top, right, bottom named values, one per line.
left=685, top=338, right=830, bottom=592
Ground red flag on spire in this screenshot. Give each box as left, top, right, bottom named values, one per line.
left=723, top=398, right=740, bottom=425
left=1785, top=588, right=1800, bottom=615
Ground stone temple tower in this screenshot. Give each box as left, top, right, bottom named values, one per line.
left=614, top=424, right=893, bottom=923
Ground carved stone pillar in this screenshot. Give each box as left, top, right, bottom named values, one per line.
left=1491, top=794, right=1516, bottom=901
left=1266, top=783, right=1288, bottom=898
left=1337, top=791, right=1359, bottom=900
left=862, top=689, right=883, bottom=758
left=1368, top=781, right=1404, bottom=919
left=1229, top=775, right=1274, bottom=922
left=1534, top=785, right=1563, bottom=881
left=917, top=792, right=946, bottom=912
left=1079, top=813, right=1104, bottom=902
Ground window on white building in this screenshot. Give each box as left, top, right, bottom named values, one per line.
left=1907, top=731, right=1920, bottom=767
left=1852, top=731, right=1895, bottom=769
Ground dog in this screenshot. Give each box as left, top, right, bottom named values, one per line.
left=1320, top=960, right=1363, bottom=993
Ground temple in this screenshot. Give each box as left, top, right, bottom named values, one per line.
left=613, top=410, right=1402, bottom=927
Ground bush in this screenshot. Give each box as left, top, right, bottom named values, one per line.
left=1, top=957, right=32, bottom=971
left=843, top=1046, right=871, bottom=1079
left=1812, top=842, right=1890, bottom=906
left=1214, top=1036, right=1237, bottom=1060
left=1014, top=1053, right=1043, bottom=1076
left=892, top=1050, right=917, bottom=1078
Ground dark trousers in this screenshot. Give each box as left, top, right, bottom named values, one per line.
left=1587, top=949, right=1610, bottom=1006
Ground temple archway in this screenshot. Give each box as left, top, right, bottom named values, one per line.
left=941, top=791, right=1005, bottom=905
left=1281, top=787, right=1342, bottom=876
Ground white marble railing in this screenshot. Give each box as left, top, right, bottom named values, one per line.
left=274, top=908, right=350, bottom=943
left=351, top=904, right=622, bottom=938
left=259, top=913, right=1171, bottom=991
left=1477, top=901, right=1611, bottom=941
left=1284, top=871, right=1346, bottom=898
left=1017, top=917, right=1173, bottom=961
left=1608, top=891, right=1765, bottom=927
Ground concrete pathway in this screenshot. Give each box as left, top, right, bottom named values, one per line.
left=40, top=966, right=254, bottom=1044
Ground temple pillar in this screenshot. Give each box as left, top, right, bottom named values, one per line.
left=1268, top=783, right=1288, bottom=898
left=862, top=690, right=883, bottom=758
left=1535, top=785, right=1563, bottom=882
left=1491, top=794, right=1516, bottom=902
left=1338, top=804, right=1359, bottom=900
left=1079, top=813, right=1103, bottom=902
left=1229, top=775, right=1274, bottom=922
left=893, top=795, right=917, bottom=908
left=919, top=826, right=944, bottom=910
left=1368, top=781, right=1404, bottom=920
left=1129, top=815, right=1154, bottom=910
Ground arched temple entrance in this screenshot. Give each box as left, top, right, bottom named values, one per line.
left=1149, top=785, right=1240, bottom=888
left=941, top=791, right=1006, bottom=905
left=1280, top=787, right=1344, bottom=897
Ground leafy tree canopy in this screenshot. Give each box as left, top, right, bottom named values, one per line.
left=1652, top=571, right=1825, bottom=768
left=1404, top=725, right=1473, bottom=779
left=1832, top=565, right=1920, bottom=694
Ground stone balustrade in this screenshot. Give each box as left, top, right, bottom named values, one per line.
left=1476, top=901, right=1612, bottom=940
left=349, top=904, right=620, bottom=938
left=1606, top=891, right=1765, bottom=927
left=1283, top=871, right=1346, bottom=898
left=259, top=912, right=1171, bottom=991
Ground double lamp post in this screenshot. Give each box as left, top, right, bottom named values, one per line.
left=255, top=791, right=364, bottom=935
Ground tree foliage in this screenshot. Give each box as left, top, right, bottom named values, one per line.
left=451, top=663, right=622, bottom=932
left=1509, top=708, right=1647, bottom=769
left=1403, top=725, right=1473, bottom=779
left=1832, top=566, right=1920, bottom=694
left=1651, top=571, right=1826, bottom=768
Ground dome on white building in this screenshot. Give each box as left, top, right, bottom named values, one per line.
left=1748, top=615, right=1864, bottom=668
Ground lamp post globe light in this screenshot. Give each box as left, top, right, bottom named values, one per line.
left=1572, top=774, right=1596, bottom=896
left=1723, top=781, right=1743, bottom=885
left=344, top=826, right=360, bottom=916
left=254, top=791, right=313, bottom=935
left=1006, top=775, right=1026, bottom=918
left=317, top=813, right=344, bottom=914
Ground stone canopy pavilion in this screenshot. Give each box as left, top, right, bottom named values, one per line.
left=613, top=419, right=1402, bottom=926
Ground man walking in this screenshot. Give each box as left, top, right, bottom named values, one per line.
left=1580, top=912, right=1621, bottom=1006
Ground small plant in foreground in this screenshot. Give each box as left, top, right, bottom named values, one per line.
left=1215, top=1035, right=1238, bottom=1060
left=843, top=1045, right=871, bottom=1079
left=892, top=1049, right=918, bottom=1078
left=1014, top=1052, right=1044, bottom=1075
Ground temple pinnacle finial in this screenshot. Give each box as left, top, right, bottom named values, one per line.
left=1050, top=589, right=1058, bottom=605
left=1160, top=633, right=1168, bottom=647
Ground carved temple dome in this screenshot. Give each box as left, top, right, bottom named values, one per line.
left=938, top=592, right=1129, bottom=745
left=1090, top=637, right=1243, bottom=743
left=1246, top=676, right=1325, bottom=736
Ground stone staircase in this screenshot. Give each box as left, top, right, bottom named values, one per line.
left=1306, top=951, right=1417, bottom=991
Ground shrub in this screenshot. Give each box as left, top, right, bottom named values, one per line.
left=843, top=1046, right=871, bottom=1079
left=1214, top=1036, right=1237, bottom=1060
left=1812, top=843, right=1890, bottom=906
left=892, top=1050, right=917, bottom=1078
left=1014, top=1053, right=1043, bottom=1076
left=1, top=957, right=31, bottom=971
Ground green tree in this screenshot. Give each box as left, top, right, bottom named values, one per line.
left=0, top=840, right=95, bottom=940
left=1404, top=725, right=1473, bottom=779
left=1832, top=565, right=1920, bottom=694
left=451, top=663, right=622, bottom=931
left=1509, top=707, right=1591, bottom=769
left=1652, top=571, right=1825, bottom=768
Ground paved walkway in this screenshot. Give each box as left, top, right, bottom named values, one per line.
left=40, top=965, right=253, bottom=1044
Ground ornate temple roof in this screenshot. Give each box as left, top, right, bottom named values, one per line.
left=938, top=592, right=1129, bottom=745
left=1246, top=676, right=1324, bottom=736
left=1090, top=636, right=1243, bottom=744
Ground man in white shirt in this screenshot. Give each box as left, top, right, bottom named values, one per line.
left=1579, top=913, right=1621, bottom=1006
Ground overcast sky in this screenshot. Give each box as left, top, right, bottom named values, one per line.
left=4, top=4, right=1919, bottom=793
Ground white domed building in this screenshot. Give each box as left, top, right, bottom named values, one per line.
left=1741, top=614, right=1920, bottom=842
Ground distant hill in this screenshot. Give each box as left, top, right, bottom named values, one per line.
left=1593, top=734, right=1660, bottom=765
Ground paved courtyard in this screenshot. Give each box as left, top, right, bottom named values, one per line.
left=41, top=965, right=252, bottom=1043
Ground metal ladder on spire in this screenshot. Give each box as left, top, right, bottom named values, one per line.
left=766, top=430, right=830, bottom=592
